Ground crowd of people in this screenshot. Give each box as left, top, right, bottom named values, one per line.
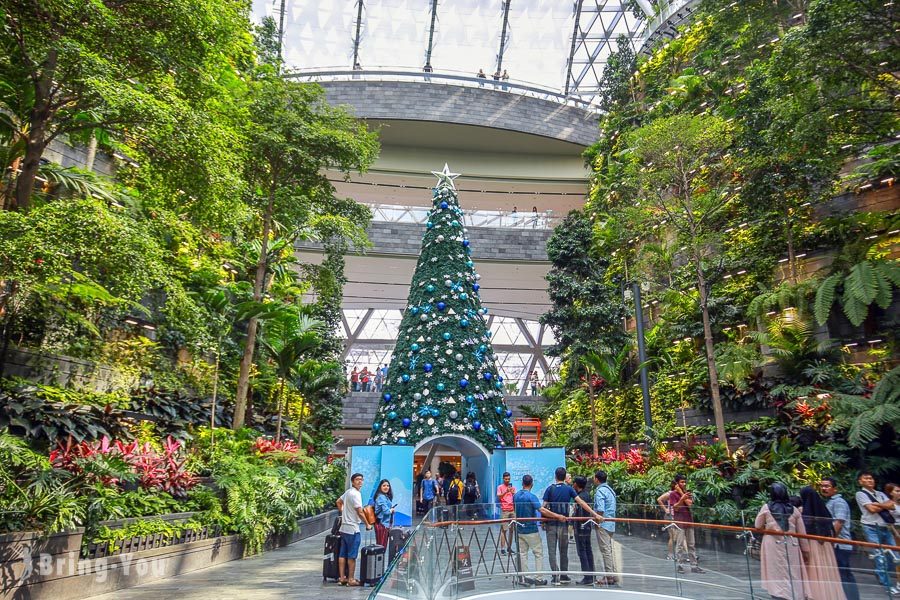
left=334, top=469, right=900, bottom=595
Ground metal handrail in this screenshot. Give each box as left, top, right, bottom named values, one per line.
left=365, top=203, right=560, bottom=229
left=427, top=514, right=900, bottom=553
left=284, top=67, right=602, bottom=114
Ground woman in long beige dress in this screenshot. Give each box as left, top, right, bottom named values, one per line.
left=756, top=483, right=808, bottom=600
left=799, top=486, right=846, bottom=600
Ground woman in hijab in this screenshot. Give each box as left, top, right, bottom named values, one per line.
left=800, top=485, right=846, bottom=600
left=755, top=483, right=809, bottom=600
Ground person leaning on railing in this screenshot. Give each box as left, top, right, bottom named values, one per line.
left=856, top=471, right=899, bottom=595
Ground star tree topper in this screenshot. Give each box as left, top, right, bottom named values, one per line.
left=431, top=163, right=460, bottom=190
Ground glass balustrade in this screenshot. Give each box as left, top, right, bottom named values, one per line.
left=368, top=204, right=560, bottom=230
left=369, top=503, right=900, bottom=600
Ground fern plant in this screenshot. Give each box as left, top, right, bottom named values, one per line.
left=815, top=259, right=900, bottom=327
left=827, top=365, right=900, bottom=449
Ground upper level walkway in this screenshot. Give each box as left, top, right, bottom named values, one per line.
left=290, top=69, right=601, bottom=147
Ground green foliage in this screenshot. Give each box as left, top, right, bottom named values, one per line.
left=827, top=365, right=900, bottom=450
left=814, top=259, right=899, bottom=327
left=541, top=210, right=628, bottom=364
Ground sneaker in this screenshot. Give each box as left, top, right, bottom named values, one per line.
left=551, top=576, right=561, bottom=586
left=535, top=579, right=549, bottom=586
left=559, top=575, right=572, bottom=584
left=677, top=566, right=686, bottom=574
left=889, top=585, right=900, bottom=596
left=691, top=567, right=706, bottom=574
left=500, top=549, right=507, bottom=556
left=604, top=577, right=619, bottom=586
left=576, top=577, right=594, bottom=586
left=665, top=554, right=674, bottom=561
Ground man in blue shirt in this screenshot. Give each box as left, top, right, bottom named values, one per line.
left=820, top=477, right=860, bottom=600
left=419, top=469, right=438, bottom=515
left=593, top=470, right=618, bottom=586
left=543, top=466, right=577, bottom=585
left=515, top=474, right=563, bottom=586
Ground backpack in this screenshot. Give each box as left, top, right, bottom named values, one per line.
left=463, top=481, right=479, bottom=503
left=448, top=480, right=462, bottom=503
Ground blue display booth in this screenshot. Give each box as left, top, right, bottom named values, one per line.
left=350, top=435, right=565, bottom=524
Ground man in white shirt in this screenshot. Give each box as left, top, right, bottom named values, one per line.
left=336, top=473, right=370, bottom=586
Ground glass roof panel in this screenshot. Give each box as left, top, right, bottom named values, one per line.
left=251, top=0, right=651, bottom=104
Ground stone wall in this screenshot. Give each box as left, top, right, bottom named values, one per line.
left=1, top=347, right=136, bottom=393
left=298, top=221, right=551, bottom=261
left=43, top=138, right=116, bottom=178
left=318, top=80, right=600, bottom=147
left=342, top=391, right=545, bottom=430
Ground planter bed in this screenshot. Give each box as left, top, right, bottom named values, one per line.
left=3, top=510, right=337, bottom=600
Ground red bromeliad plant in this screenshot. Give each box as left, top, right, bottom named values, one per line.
left=49, top=435, right=196, bottom=497
left=253, top=437, right=302, bottom=462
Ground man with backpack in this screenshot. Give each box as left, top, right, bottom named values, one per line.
left=543, top=466, right=576, bottom=585
left=463, top=472, right=481, bottom=518
left=447, top=472, right=464, bottom=508
left=856, top=471, right=898, bottom=595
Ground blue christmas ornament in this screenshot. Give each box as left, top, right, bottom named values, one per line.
left=431, top=408, right=440, bottom=417
left=383, top=392, right=392, bottom=402
left=487, top=426, right=496, bottom=436
left=466, top=260, right=474, bottom=268
left=388, top=411, right=397, bottom=420
left=479, top=344, right=487, bottom=352
left=410, top=307, right=419, bottom=315
left=398, top=438, right=407, bottom=445
left=483, top=372, right=492, bottom=381
left=473, top=284, right=480, bottom=291
left=411, top=343, right=420, bottom=352
left=451, top=220, right=459, bottom=227
left=498, top=375, right=504, bottom=382
left=426, top=221, right=434, bottom=229
left=459, top=292, right=468, bottom=300
left=437, top=302, right=446, bottom=311
left=473, top=421, right=482, bottom=431
left=460, top=319, right=469, bottom=328
left=442, top=332, right=452, bottom=340
left=418, top=406, right=433, bottom=417
left=467, top=406, right=479, bottom=418
left=466, top=394, right=474, bottom=403
left=505, top=409, right=513, bottom=418
left=401, top=418, right=411, bottom=428
left=495, top=381, right=503, bottom=389
left=423, top=363, right=433, bottom=373
left=440, top=201, right=448, bottom=209
left=426, top=284, right=436, bottom=292
left=373, top=422, right=381, bottom=431
left=402, top=374, right=411, bottom=382
left=459, top=378, right=469, bottom=388
left=462, top=240, right=470, bottom=247
left=436, top=382, right=445, bottom=392
left=495, top=406, right=503, bottom=415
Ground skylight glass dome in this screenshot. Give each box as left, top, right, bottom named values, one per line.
left=250, top=0, right=685, bottom=104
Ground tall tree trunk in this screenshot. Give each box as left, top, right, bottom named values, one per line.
left=274, top=377, right=286, bottom=442
left=695, top=259, right=729, bottom=452
left=14, top=49, right=57, bottom=212
left=233, top=192, right=275, bottom=429
left=85, top=134, right=98, bottom=172
left=785, top=207, right=798, bottom=285
left=588, top=383, right=598, bottom=456
left=209, top=345, right=221, bottom=447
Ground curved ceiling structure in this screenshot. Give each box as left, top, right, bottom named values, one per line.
left=252, top=0, right=692, bottom=106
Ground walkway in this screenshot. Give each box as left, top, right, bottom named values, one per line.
left=89, top=529, right=888, bottom=600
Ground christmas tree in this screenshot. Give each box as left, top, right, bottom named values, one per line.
left=368, top=165, right=513, bottom=449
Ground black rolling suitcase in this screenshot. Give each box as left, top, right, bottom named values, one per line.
left=388, top=527, right=411, bottom=564
left=359, top=533, right=386, bottom=586
left=323, top=533, right=342, bottom=582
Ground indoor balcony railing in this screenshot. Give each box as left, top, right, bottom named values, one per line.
left=371, top=503, right=900, bottom=600
left=367, top=204, right=560, bottom=230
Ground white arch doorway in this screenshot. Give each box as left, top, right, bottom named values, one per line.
left=414, top=434, right=492, bottom=515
